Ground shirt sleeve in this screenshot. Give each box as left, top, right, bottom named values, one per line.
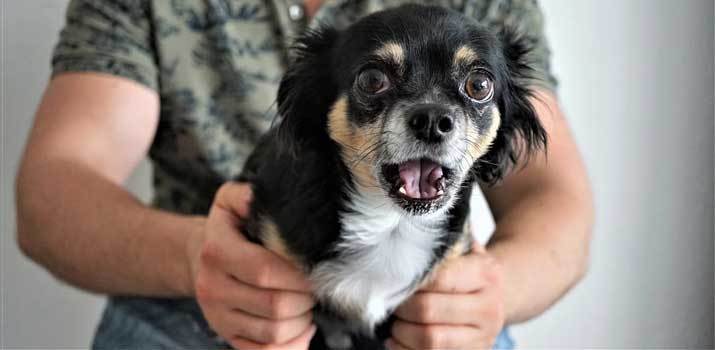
left=463, top=0, right=558, bottom=92
left=51, top=0, right=158, bottom=90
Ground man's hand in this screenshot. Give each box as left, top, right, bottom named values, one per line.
left=387, top=244, right=505, bottom=350
left=190, top=182, right=317, bottom=349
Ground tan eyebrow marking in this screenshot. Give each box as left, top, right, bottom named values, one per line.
left=453, top=46, right=479, bottom=66
left=374, top=42, right=405, bottom=67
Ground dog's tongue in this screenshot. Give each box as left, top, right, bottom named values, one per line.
left=398, top=159, right=444, bottom=199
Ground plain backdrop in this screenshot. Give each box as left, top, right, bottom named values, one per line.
left=1, top=0, right=713, bottom=348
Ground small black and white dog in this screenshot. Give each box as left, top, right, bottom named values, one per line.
left=239, top=5, right=546, bottom=349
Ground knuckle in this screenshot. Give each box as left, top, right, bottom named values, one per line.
left=258, top=319, right=285, bottom=344
left=194, top=275, right=214, bottom=302
left=483, top=261, right=503, bottom=286
left=216, top=183, right=233, bottom=199
left=200, top=241, right=222, bottom=264
left=491, top=258, right=504, bottom=275
left=440, top=273, right=457, bottom=292
left=421, top=326, right=441, bottom=348
left=415, top=295, right=433, bottom=321
left=265, top=291, right=290, bottom=318
left=431, top=273, right=450, bottom=291
left=478, top=303, right=505, bottom=332
left=254, top=263, right=274, bottom=287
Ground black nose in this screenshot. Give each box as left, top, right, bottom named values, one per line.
left=408, top=104, right=454, bottom=143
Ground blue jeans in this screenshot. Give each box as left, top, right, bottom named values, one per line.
left=92, top=297, right=514, bottom=349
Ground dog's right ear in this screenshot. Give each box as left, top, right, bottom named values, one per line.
left=475, top=27, right=547, bottom=185
left=276, top=26, right=339, bottom=150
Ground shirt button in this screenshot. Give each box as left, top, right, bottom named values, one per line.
left=288, top=4, right=305, bottom=21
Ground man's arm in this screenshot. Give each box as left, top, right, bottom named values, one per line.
left=484, top=90, right=594, bottom=324
left=17, top=73, right=317, bottom=348
left=16, top=73, right=200, bottom=296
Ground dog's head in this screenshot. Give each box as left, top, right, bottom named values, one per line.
left=277, top=5, right=546, bottom=215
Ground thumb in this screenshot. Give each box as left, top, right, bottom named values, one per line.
left=211, top=182, right=253, bottom=221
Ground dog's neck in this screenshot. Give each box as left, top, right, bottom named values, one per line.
left=309, top=183, right=447, bottom=331
left=339, top=185, right=447, bottom=247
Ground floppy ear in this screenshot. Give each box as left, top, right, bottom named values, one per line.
left=476, top=29, right=548, bottom=185
left=276, top=26, right=339, bottom=151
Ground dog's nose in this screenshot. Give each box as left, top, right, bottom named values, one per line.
left=408, top=104, right=454, bottom=143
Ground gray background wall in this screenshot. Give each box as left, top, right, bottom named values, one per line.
left=1, top=0, right=713, bottom=348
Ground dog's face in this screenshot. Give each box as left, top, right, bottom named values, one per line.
left=277, top=5, right=546, bottom=215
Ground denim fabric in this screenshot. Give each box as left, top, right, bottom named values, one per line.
left=494, top=327, right=515, bottom=350
left=91, top=297, right=229, bottom=350
left=92, top=297, right=514, bottom=350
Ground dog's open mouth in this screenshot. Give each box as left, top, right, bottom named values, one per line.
left=381, top=159, right=454, bottom=204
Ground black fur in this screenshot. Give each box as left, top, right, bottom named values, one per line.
left=477, top=28, right=548, bottom=184
left=238, top=5, right=546, bottom=349
left=240, top=26, right=344, bottom=268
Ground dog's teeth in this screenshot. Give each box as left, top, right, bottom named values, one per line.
left=437, top=189, right=444, bottom=196
left=398, top=186, right=407, bottom=195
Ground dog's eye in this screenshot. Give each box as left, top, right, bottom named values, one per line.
left=357, top=69, right=390, bottom=94
left=465, top=72, right=494, bottom=102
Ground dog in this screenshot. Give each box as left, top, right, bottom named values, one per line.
left=238, top=4, right=546, bottom=349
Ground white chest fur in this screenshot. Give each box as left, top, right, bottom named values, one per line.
left=309, top=189, right=446, bottom=330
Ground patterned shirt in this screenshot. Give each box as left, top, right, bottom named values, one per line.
left=53, top=0, right=555, bottom=216
left=51, top=0, right=555, bottom=348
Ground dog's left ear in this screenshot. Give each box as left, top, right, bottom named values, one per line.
left=477, top=28, right=548, bottom=185
left=276, top=26, right=339, bottom=151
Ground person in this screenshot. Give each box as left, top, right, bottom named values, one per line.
left=15, top=0, right=593, bottom=349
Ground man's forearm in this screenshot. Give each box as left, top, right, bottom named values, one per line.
left=487, top=184, right=593, bottom=324
left=16, top=157, right=203, bottom=297
left=481, top=91, right=593, bottom=324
